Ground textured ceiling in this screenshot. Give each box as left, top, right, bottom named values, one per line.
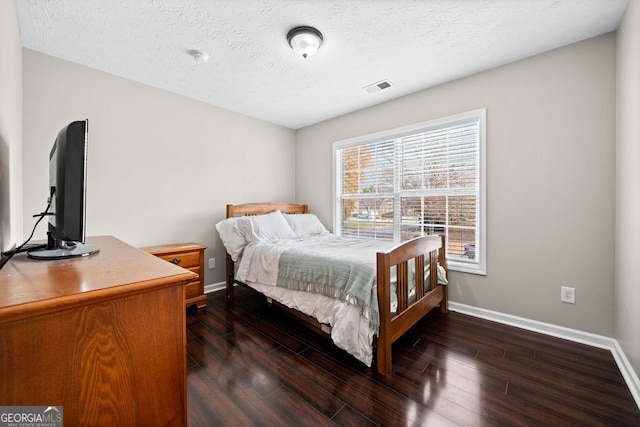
left=16, top=0, right=628, bottom=129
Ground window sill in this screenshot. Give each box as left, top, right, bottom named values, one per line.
left=448, top=259, right=486, bottom=276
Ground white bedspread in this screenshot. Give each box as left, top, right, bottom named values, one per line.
left=243, top=281, right=377, bottom=366
left=236, top=235, right=388, bottom=366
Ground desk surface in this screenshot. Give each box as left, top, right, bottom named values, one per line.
left=0, top=235, right=196, bottom=323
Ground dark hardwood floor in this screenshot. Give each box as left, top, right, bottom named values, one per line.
left=186, top=287, right=640, bottom=426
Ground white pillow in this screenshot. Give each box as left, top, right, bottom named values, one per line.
left=235, top=210, right=297, bottom=243
left=284, top=213, right=329, bottom=237
left=215, top=217, right=248, bottom=261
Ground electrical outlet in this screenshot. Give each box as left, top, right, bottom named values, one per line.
left=208, top=258, right=215, bottom=269
left=561, top=286, right=575, bottom=304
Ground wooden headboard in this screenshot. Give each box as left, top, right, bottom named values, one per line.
left=226, top=202, right=308, bottom=218
left=225, top=202, right=309, bottom=300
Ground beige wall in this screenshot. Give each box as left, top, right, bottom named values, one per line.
left=22, top=50, right=296, bottom=286
left=616, top=0, right=640, bottom=375
left=0, top=0, right=23, bottom=252
left=296, top=34, right=617, bottom=336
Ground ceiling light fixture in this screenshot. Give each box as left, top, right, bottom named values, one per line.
left=287, top=26, right=323, bottom=59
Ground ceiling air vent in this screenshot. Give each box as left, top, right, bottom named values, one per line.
left=364, top=79, right=393, bottom=94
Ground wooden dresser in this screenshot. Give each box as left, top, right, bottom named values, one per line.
left=143, top=242, right=207, bottom=309
left=0, top=236, right=194, bottom=426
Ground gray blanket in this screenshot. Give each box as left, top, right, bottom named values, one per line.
left=276, top=237, right=396, bottom=328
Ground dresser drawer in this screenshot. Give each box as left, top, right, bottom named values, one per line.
left=156, top=251, right=200, bottom=268
left=142, top=242, right=207, bottom=309
left=185, top=266, right=199, bottom=281
left=185, top=281, right=201, bottom=300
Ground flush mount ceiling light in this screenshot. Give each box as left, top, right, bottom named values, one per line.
left=287, top=26, right=323, bottom=59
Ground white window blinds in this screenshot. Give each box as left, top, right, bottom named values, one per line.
left=333, top=109, right=486, bottom=274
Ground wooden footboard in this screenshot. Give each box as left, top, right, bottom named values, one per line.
left=223, top=202, right=448, bottom=376
left=375, top=235, right=447, bottom=375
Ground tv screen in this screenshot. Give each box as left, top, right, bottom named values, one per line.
left=28, top=120, right=99, bottom=260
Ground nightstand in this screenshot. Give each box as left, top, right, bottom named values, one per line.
left=143, top=242, right=207, bottom=309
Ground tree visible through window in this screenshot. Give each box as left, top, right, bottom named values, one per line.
left=333, top=109, right=486, bottom=274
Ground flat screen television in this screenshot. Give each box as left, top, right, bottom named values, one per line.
left=28, top=120, right=99, bottom=260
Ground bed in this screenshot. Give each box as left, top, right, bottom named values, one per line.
left=217, top=202, right=448, bottom=375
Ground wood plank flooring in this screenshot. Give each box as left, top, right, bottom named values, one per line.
left=186, top=287, right=640, bottom=426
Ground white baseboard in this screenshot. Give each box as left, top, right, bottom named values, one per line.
left=448, top=301, right=640, bottom=409
left=611, top=340, right=640, bottom=410
left=204, top=281, right=226, bottom=294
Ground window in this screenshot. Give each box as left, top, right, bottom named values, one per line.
left=333, top=109, right=486, bottom=274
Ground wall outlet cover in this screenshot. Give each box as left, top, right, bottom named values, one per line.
left=561, top=286, right=575, bottom=304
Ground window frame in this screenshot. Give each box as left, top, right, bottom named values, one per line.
left=332, top=108, right=487, bottom=275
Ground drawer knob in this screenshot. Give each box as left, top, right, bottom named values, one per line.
left=170, top=258, right=181, bottom=265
